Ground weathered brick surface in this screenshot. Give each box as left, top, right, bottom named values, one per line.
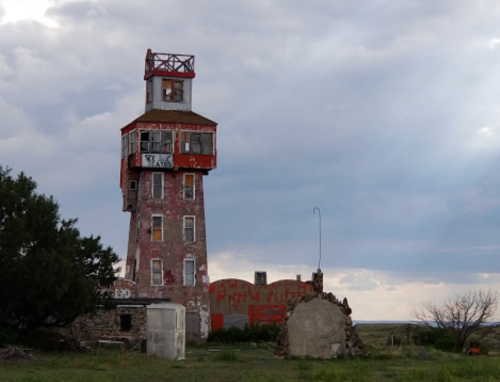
left=68, top=307, right=147, bottom=342
left=209, top=279, right=313, bottom=329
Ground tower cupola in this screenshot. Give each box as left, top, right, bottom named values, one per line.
left=144, top=49, right=195, bottom=112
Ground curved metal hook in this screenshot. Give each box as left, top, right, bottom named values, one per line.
left=313, top=207, right=322, bottom=270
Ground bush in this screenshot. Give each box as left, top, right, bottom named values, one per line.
left=412, top=327, right=456, bottom=351
left=208, top=323, right=280, bottom=343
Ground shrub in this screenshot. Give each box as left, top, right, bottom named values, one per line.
left=208, top=323, right=280, bottom=343
left=412, top=327, right=456, bottom=351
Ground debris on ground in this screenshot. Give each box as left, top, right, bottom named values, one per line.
left=0, top=346, right=38, bottom=362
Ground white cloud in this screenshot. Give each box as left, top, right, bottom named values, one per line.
left=487, top=38, right=500, bottom=50
left=0, top=0, right=58, bottom=27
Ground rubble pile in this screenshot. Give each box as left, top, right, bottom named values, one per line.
left=0, top=347, right=38, bottom=362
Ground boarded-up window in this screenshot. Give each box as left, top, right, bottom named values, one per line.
left=184, top=174, right=194, bottom=200
left=152, top=216, right=162, bottom=241
left=140, top=130, right=172, bottom=153
left=184, top=259, right=195, bottom=286
left=152, top=259, right=163, bottom=285
left=162, top=79, right=183, bottom=102
left=152, top=173, right=163, bottom=199
left=186, top=312, right=200, bottom=339
left=183, top=216, right=195, bottom=242
left=146, top=79, right=152, bottom=104
left=181, top=131, right=214, bottom=155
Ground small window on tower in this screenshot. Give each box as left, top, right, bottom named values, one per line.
left=152, top=216, right=163, bottom=242
left=181, top=131, right=214, bottom=155
left=151, top=259, right=163, bottom=285
left=162, top=79, right=184, bottom=102
left=146, top=79, right=152, bottom=104
left=121, top=135, right=128, bottom=158
left=184, top=259, right=195, bottom=287
left=152, top=173, right=163, bottom=199
left=129, top=180, right=137, bottom=191
left=129, top=131, right=136, bottom=154
left=183, top=216, right=195, bottom=243
left=184, top=174, right=195, bottom=200
left=140, top=131, right=150, bottom=151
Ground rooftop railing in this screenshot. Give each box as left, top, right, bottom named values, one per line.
left=145, top=50, right=195, bottom=76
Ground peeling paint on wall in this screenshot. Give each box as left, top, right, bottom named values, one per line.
left=209, top=279, right=313, bottom=330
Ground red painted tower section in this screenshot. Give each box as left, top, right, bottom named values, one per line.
left=120, top=50, right=216, bottom=339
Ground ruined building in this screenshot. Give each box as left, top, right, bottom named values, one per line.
left=70, top=51, right=365, bottom=354
left=119, top=50, right=216, bottom=339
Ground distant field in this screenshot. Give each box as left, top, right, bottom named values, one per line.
left=356, top=323, right=500, bottom=352
left=1, top=324, right=500, bottom=382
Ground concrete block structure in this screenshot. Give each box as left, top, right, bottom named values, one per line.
left=120, top=50, right=216, bottom=340
left=147, top=303, right=185, bottom=360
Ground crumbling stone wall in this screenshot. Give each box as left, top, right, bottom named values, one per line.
left=275, top=291, right=369, bottom=358
left=68, top=306, right=147, bottom=341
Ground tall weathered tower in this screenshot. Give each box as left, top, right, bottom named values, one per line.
left=120, top=50, right=216, bottom=339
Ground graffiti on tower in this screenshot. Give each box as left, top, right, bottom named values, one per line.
left=142, top=154, right=173, bottom=168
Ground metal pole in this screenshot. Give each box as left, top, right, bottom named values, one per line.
left=313, top=207, right=322, bottom=269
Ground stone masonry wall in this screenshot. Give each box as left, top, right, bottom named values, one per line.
left=68, top=306, right=147, bottom=342
left=275, top=291, right=369, bottom=358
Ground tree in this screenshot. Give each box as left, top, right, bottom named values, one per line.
left=0, top=166, right=120, bottom=332
left=413, top=289, right=500, bottom=351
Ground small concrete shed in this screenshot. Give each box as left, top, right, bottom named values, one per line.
left=147, top=303, right=185, bottom=360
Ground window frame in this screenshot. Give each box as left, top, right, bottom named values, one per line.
left=183, top=173, right=195, bottom=200
left=151, top=258, right=163, bottom=286
left=146, top=79, right=152, bottom=104
left=180, top=131, right=214, bottom=155
left=183, top=216, right=195, bottom=243
left=139, top=129, right=173, bottom=154
left=161, top=78, right=184, bottom=102
left=184, top=258, right=195, bottom=287
left=152, top=172, right=164, bottom=199
left=128, top=131, right=136, bottom=155
left=128, top=180, right=137, bottom=191
left=121, top=135, right=128, bottom=158
left=151, top=214, right=163, bottom=242
left=120, top=314, right=132, bottom=332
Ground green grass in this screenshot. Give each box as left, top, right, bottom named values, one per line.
left=1, top=324, right=500, bottom=382
left=2, top=347, right=500, bottom=382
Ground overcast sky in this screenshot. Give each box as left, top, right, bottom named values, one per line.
left=1, top=0, right=500, bottom=321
